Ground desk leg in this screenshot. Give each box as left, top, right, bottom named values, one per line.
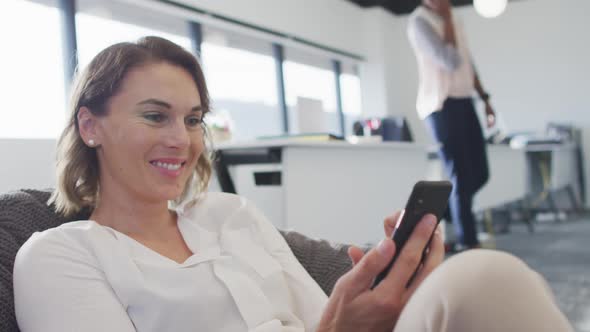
left=566, top=184, right=582, bottom=213
left=519, top=199, right=535, bottom=233
left=213, top=154, right=237, bottom=194
left=484, top=209, right=494, bottom=235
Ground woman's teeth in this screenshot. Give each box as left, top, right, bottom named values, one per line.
left=151, top=161, right=182, bottom=170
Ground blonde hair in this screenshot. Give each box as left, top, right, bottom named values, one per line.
left=50, top=36, right=212, bottom=217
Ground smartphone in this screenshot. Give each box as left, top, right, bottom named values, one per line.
left=371, top=180, right=452, bottom=289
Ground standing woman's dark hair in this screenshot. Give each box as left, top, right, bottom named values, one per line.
left=50, top=36, right=212, bottom=217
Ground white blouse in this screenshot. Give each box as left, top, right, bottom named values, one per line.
left=13, top=192, right=328, bottom=332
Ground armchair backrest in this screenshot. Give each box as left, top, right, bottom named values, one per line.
left=0, top=189, right=84, bottom=331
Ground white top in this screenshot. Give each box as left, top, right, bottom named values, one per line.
left=407, top=6, right=475, bottom=119
left=13, top=192, right=328, bottom=332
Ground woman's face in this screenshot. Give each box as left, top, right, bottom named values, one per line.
left=93, top=62, right=205, bottom=203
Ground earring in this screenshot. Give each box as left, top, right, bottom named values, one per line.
left=88, top=139, right=95, bottom=147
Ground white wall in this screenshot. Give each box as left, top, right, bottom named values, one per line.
left=0, top=139, right=57, bottom=193
left=461, top=0, right=589, bottom=134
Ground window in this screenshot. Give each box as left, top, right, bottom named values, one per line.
left=201, top=27, right=281, bottom=141
left=0, top=0, right=66, bottom=138
left=75, top=0, right=192, bottom=69
left=340, top=63, right=363, bottom=136
left=283, top=49, right=339, bottom=135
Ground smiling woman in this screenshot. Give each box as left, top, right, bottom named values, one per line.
left=13, top=36, right=332, bottom=332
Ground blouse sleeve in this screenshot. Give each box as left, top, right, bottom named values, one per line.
left=13, top=230, right=136, bottom=332
left=408, top=15, right=462, bottom=71
left=244, top=200, right=329, bottom=331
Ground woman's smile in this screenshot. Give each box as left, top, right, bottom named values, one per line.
left=149, top=158, right=188, bottom=178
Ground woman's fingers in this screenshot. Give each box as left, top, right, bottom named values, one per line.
left=375, top=214, right=438, bottom=294
left=347, top=246, right=365, bottom=266
left=336, top=239, right=396, bottom=296
left=404, top=225, right=445, bottom=298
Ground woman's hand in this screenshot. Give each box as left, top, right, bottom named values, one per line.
left=440, top=0, right=453, bottom=19
left=317, top=213, right=444, bottom=332
left=485, top=101, right=496, bottom=128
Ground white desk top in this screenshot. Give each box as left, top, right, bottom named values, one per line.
left=523, top=142, right=576, bottom=152
left=215, top=139, right=429, bottom=151
left=218, top=139, right=575, bottom=153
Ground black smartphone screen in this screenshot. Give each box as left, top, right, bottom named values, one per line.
left=371, top=180, right=452, bottom=289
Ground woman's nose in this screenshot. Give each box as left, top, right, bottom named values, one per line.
left=165, top=119, right=190, bottom=149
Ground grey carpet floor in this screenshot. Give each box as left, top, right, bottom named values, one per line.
left=493, top=217, right=590, bottom=332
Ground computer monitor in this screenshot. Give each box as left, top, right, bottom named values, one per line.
left=380, top=117, right=413, bottom=142
left=352, top=116, right=413, bottom=142
left=381, top=116, right=413, bottom=142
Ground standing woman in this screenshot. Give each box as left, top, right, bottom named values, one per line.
left=407, top=0, right=495, bottom=250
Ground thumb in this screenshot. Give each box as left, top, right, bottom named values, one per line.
left=343, top=238, right=395, bottom=295
left=384, top=211, right=402, bottom=238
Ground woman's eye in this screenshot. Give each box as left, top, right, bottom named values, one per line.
left=144, top=113, right=165, bottom=123
left=186, top=116, right=203, bottom=127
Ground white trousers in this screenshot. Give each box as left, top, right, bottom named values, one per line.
left=394, top=250, right=573, bottom=332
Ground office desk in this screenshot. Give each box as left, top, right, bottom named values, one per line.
left=425, top=142, right=581, bottom=230
left=214, top=140, right=430, bottom=245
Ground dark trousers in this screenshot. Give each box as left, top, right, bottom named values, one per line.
left=425, top=98, right=489, bottom=246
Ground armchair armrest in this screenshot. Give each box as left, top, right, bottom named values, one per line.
left=280, top=230, right=354, bottom=295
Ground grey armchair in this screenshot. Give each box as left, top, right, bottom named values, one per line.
left=0, top=189, right=353, bottom=332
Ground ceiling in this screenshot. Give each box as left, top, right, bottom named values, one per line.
left=345, top=0, right=484, bottom=15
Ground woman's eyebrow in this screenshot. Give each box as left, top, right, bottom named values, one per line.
left=137, top=99, right=202, bottom=113
left=137, top=98, right=172, bottom=109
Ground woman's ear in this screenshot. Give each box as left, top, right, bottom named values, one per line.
left=78, top=106, right=100, bottom=147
